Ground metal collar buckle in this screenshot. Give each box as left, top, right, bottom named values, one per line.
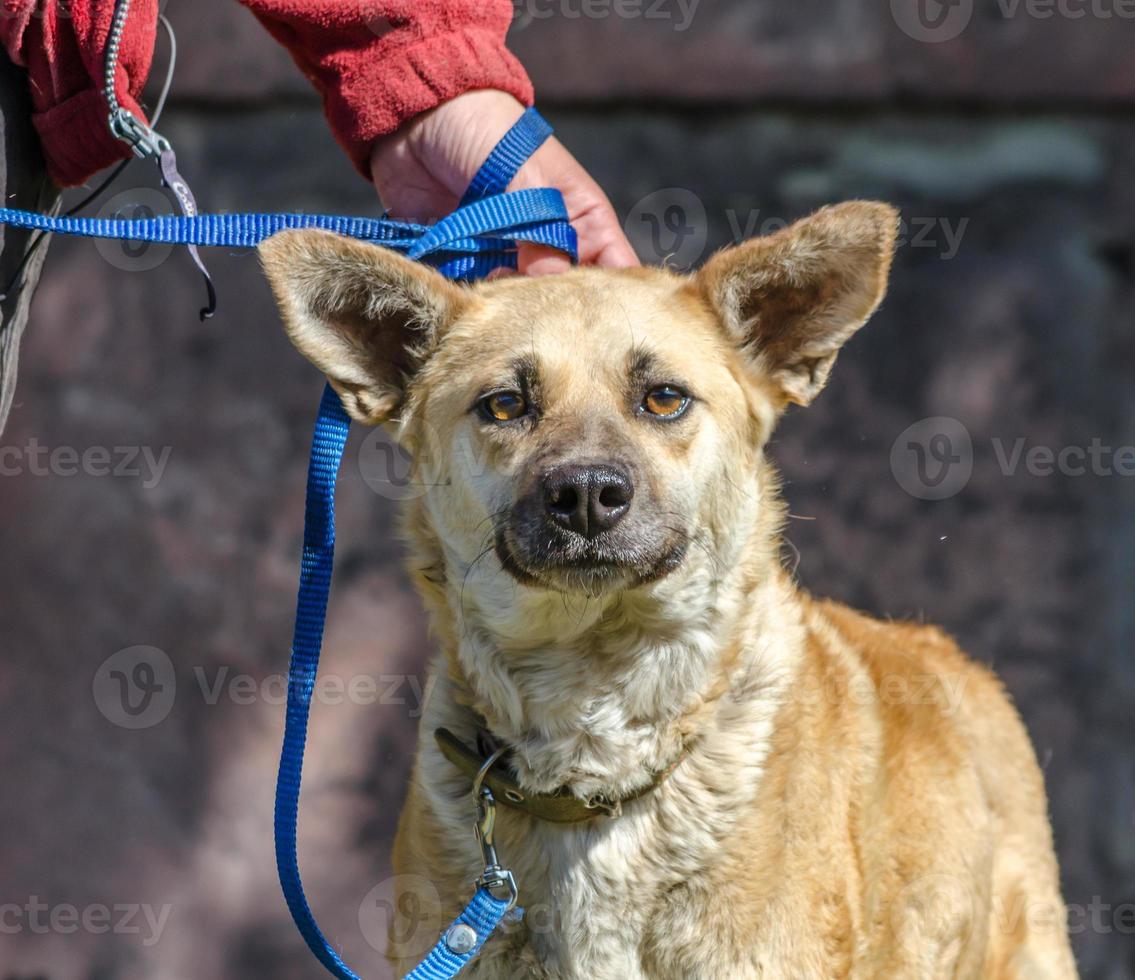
left=584, top=795, right=623, bottom=819
left=472, top=747, right=519, bottom=911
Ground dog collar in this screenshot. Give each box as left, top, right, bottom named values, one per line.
left=435, top=727, right=686, bottom=824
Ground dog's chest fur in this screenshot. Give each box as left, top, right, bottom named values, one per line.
left=425, top=690, right=789, bottom=980
left=401, top=568, right=804, bottom=979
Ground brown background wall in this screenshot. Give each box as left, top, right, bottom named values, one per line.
left=1, top=2, right=1133, bottom=977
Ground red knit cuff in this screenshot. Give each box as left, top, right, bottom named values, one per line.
left=32, top=87, right=146, bottom=188
left=324, top=27, right=535, bottom=180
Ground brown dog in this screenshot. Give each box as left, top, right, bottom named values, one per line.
left=260, top=203, right=1076, bottom=979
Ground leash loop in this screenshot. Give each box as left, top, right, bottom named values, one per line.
left=459, top=109, right=553, bottom=207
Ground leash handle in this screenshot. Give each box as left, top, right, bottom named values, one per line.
left=274, top=108, right=568, bottom=980
left=459, top=109, right=553, bottom=207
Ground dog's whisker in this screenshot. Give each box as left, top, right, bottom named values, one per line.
left=720, top=470, right=758, bottom=504
left=457, top=539, right=502, bottom=641
left=781, top=536, right=802, bottom=577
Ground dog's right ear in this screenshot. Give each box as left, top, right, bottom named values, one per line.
left=258, top=229, right=466, bottom=424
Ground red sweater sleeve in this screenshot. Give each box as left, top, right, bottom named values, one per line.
left=0, top=0, right=157, bottom=187
left=237, top=0, right=533, bottom=178
left=0, top=0, right=530, bottom=188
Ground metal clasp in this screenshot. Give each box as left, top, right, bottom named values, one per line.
left=108, top=108, right=172, bottom=159
left=471, top=747, right=519, bottom=911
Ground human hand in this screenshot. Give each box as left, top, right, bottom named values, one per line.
left=369, top=90, right=639, bottom=275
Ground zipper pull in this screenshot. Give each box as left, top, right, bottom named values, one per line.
left=157, top=147, right=217, bottom=321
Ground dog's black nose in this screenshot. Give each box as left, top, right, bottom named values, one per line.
left=543, top=464, right=634, bottom=538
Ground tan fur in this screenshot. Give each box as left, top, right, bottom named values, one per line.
left=260, top=202, right=1077, bottom=979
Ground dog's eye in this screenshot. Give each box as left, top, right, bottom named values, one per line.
left=642, top=385, right=690, bottom=418
left=480, top=391, right=528, bottom=422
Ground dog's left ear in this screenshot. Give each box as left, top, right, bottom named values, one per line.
left=698, top=201, right=899, bottom=407
left=258, top=229, right=466, bottom=424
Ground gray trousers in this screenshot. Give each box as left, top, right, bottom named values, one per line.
left=0, top=55, right=58, bottom=435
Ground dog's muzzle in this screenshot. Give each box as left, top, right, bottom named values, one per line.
left=492, top=457, right=690, bottom=594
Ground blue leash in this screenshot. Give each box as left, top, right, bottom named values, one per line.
left=0, top=107, right=569, bottom=979
left=277, top=109, right=562, bottom=980
left=0, top=189, right=574, bottom=282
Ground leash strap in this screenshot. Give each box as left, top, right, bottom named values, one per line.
left=274, top=383, right=355, bottom=979
left=274, top=108, right=567, bottom=980
left=0, top=188, right=574, bottom=268
left=458, top=108, right=552, bottom=207
left=404, top=889, right=513, bottom=980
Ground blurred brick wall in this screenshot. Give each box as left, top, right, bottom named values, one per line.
left=0, top=2, right=1133, bottom=977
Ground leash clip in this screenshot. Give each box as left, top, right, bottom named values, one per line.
left=472, top=748, right=519, bottom=911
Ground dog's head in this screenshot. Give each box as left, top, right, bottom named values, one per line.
left=260, top=202, right=897, bottom=606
